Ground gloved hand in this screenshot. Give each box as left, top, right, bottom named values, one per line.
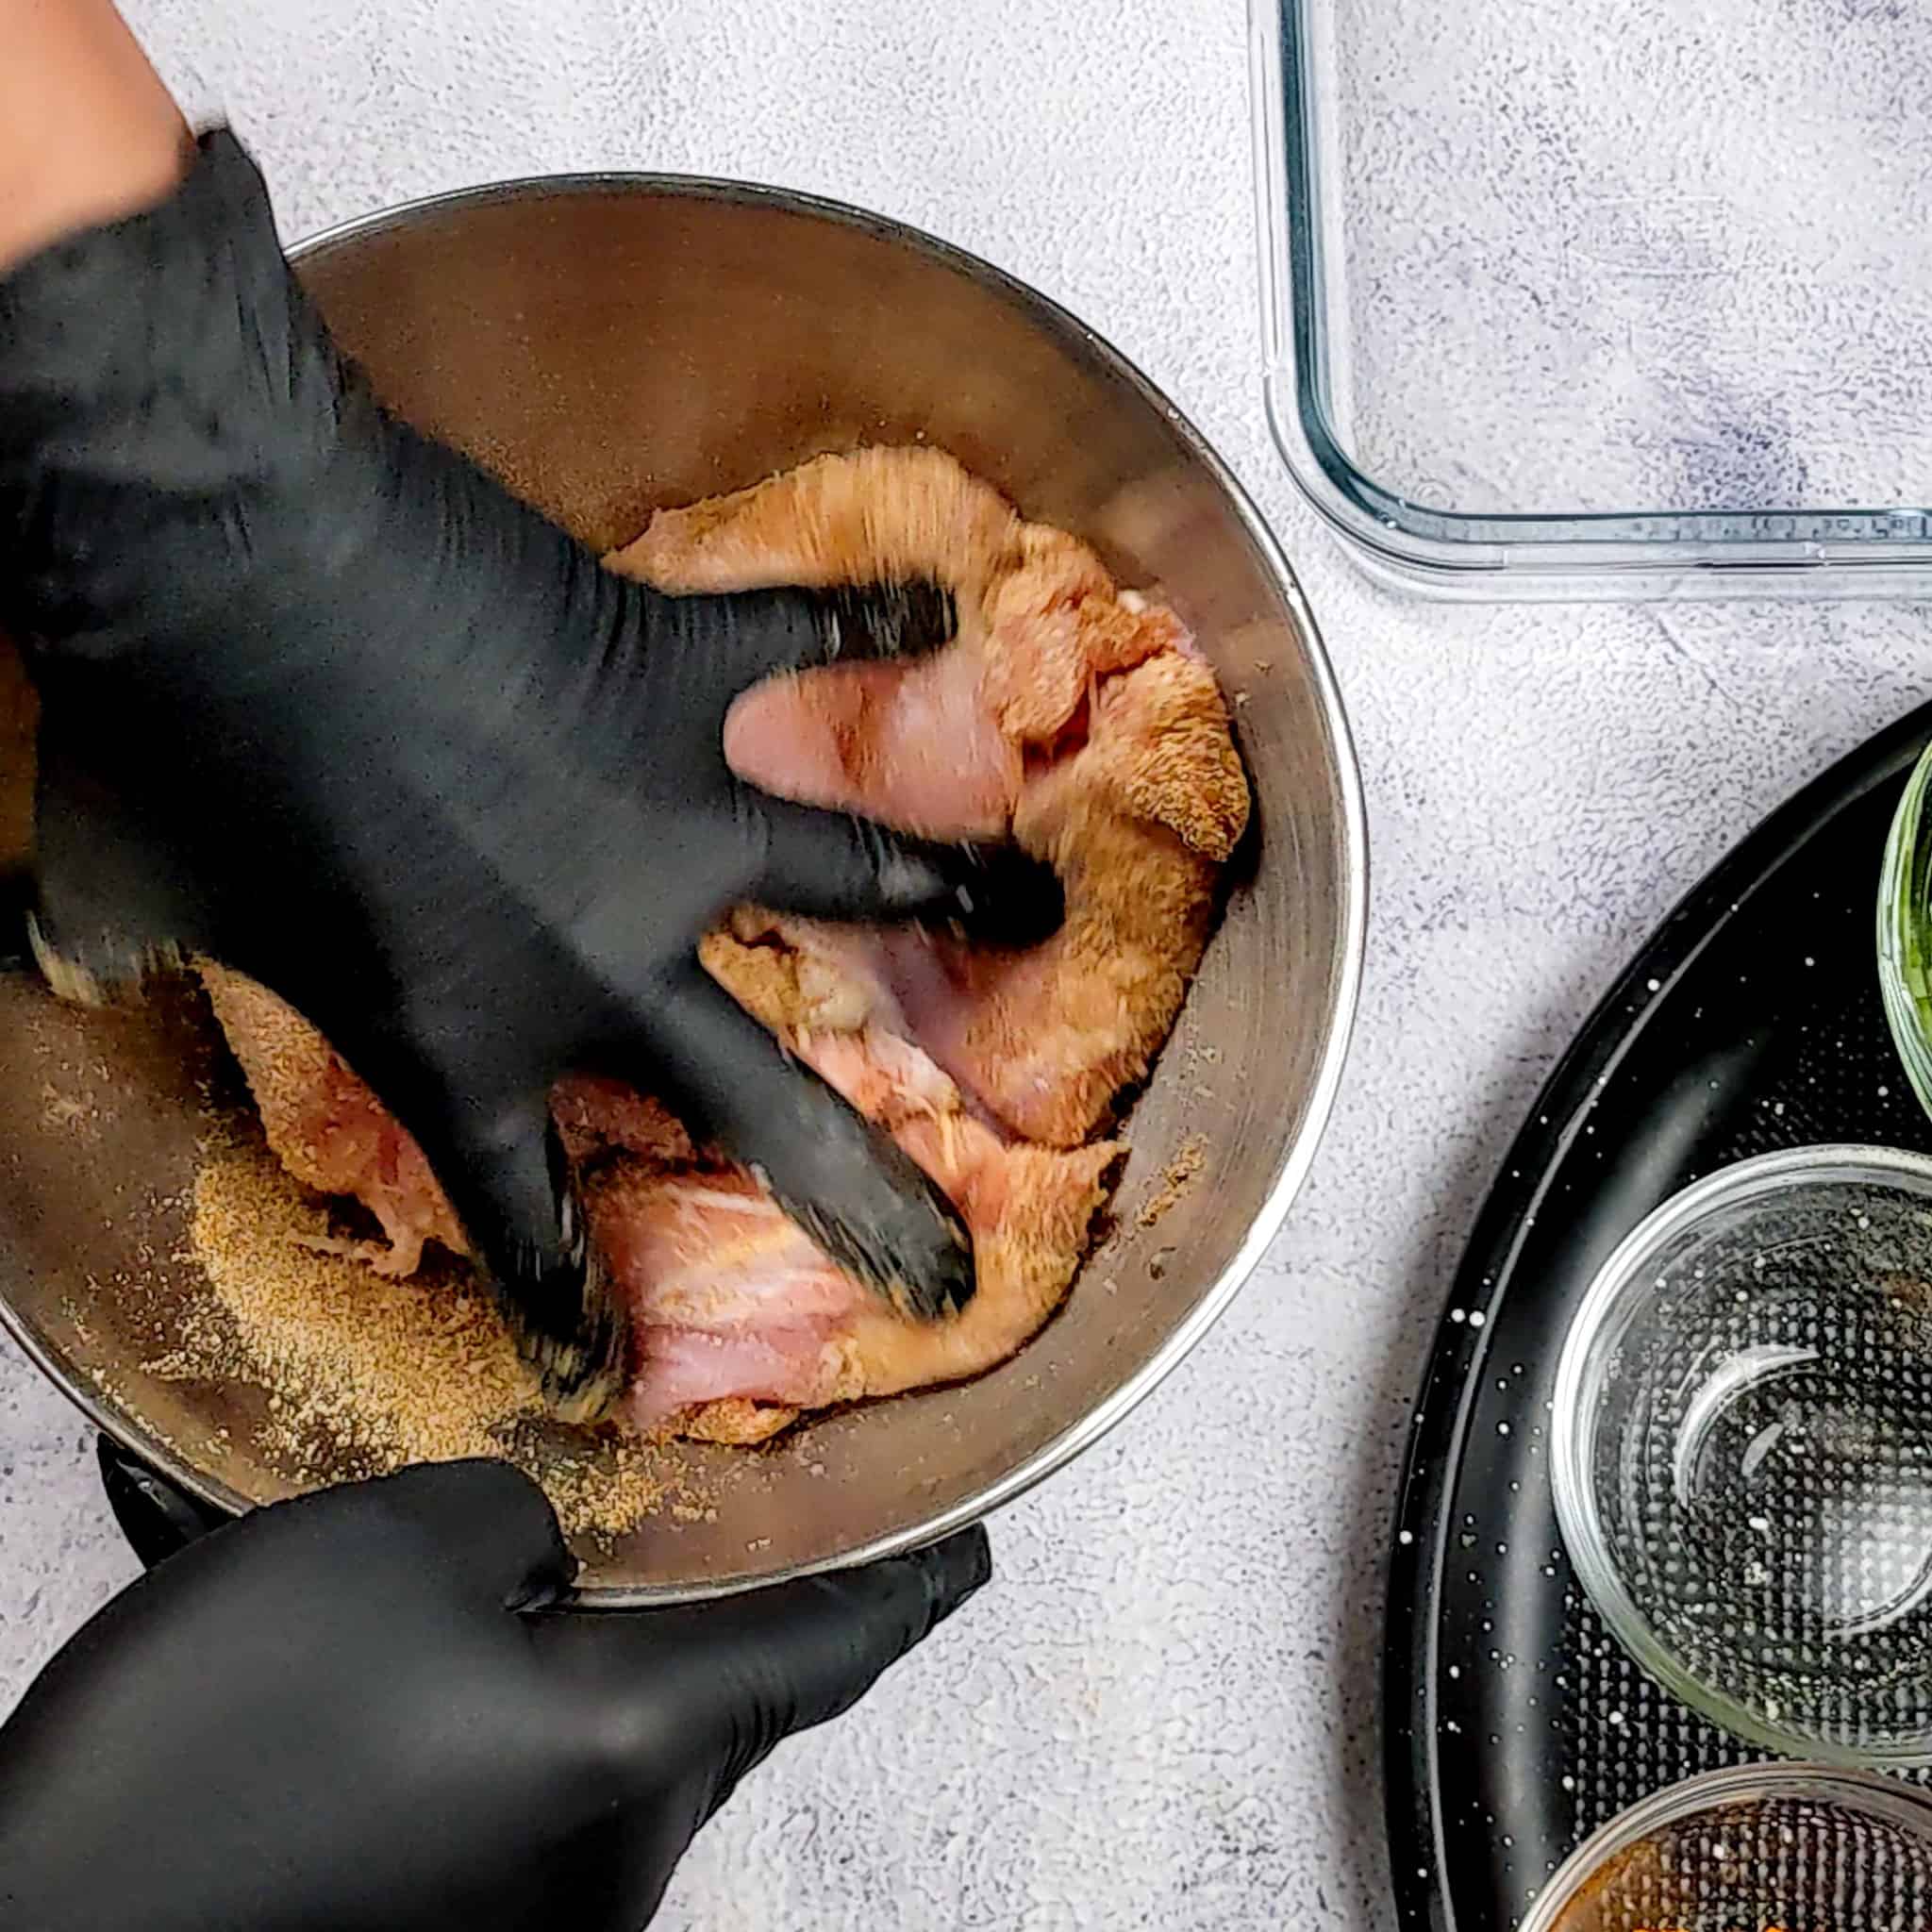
left=0, top=1458, right=991, bottom=1932
left=0, top=132, right=1061, bottom=1417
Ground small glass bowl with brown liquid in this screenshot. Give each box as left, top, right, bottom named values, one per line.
left=1523, top=1763, right=1932, bottom=1932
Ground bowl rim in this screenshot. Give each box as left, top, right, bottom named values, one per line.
left=4, top=169, right=1368, bottom=1603
left=1552, top=1141, right=1932, bottom=1762
left=1518, top=1759, right=1932, bottom=1932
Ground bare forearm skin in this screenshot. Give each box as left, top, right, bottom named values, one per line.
left=0, top=0, right=192, bottom=273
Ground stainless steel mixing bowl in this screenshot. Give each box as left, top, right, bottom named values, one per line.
left=0, top=175, right=1365, bottom=1600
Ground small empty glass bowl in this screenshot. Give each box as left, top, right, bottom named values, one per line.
left=1878, top=741, right=1932, bottom=1120
left=1553, top=1145, right=1932, bottom=1764
left=1522, top=1763, right=1932, bottom=1932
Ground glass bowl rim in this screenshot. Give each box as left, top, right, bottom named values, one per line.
left=1551, top=1141, right=1932, bottom=1767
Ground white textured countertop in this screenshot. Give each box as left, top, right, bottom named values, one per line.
left=5, top=4, right=1930, bottom=1926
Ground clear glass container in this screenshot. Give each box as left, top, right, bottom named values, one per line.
left=1253, top=0, right=1932, bottom=597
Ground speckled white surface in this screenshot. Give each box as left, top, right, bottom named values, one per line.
left=5, top=3, right=1932, bottom=1926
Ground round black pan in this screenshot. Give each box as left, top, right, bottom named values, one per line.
left=1385, top=699, right=1932, bottom=1932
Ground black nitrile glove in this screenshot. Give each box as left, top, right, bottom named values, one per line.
left=0, top=1458, right=991, bottom=1931
left=0, top=132, right=1061, bottom=1418
left=95, top=1436, right=229, bottom=1566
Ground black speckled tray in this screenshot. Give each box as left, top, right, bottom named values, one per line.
left=1385, top=700, right=1932, bottom=1932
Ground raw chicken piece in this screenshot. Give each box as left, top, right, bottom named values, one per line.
left=592, top=1022, right=1118, bottom=1440
left=615, top=446, right=1248, bottom=1145
left=198, top=963, right=686, bottom=1274
left=609, top=446, right=1222, bottom=841
left=708, top=647, right=1243, bottom=1144
left=608, top=1141, right=1117, bottom=1439
left=199, top=965, right=1117, bottom=1445
left=198, top=961, right=463, bottom=1278
left=197, top=446, right=1247, bottom=1442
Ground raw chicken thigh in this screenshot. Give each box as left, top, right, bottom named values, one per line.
left=205, top=447, right=1249, bottom=1442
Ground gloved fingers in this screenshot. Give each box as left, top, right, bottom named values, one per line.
left=30, top=734, right=212, bottom=998
left=708, top=578, right=958, bottom=691
left=535, top=1527, right=991, bottom=1803
left=751, top=798, right=1067, bottom=944
left=165, top=1460, right=576, bottom=1613
left=399, top=1082, right=629, bottom=1424
left=326, top=1459, right=577, bottom=1613
left=0, top=870, right=31, bottom=971
left=630, top=965, right=975, bottom=1320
